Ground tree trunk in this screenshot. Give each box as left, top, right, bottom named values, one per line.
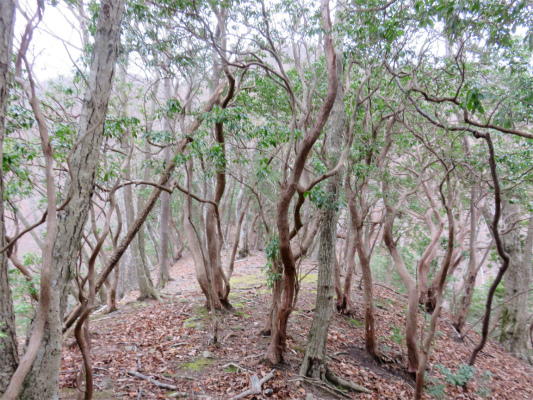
left=125, top=148, right=158, bottom=301
left=158, top=69, right=172, bottom=288
left=453, top=187, right=480, bottom=333
left=265, top=0, right=338, bottom=364
left=382, top=179, right=420, bottom=373
left=136, top=74, right=160, bottom=300
left=0, top=0, right=19, bottom=394
left=18, top=2, right=126, bottom=397
left=238, top=208, right=250, bottom=258
left=300, top=210, right=336, bottom=378
left=183, top=161, right=224, bottom=309
left=169, top=214, right=183, bottom=262
left=350, top=200, right=378, bottom=358
left=301, top=0, right=347, bottom=376
left=499, top=204, right=533, bottom=362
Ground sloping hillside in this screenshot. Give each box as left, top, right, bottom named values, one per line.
left=60, top=251, right=533, bottom=399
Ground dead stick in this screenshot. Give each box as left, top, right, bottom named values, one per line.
left=127, top=370, right=177, bottom=390
left=228, top=370, right=276, bottom=400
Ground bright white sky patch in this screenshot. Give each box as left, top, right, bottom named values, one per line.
left=15, top=1, right=82, bottom=81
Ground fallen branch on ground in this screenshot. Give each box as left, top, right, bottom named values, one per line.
left=127, top=370, right=177, bottom=390
left=228, top=369, right=276, bottom=400
left=221, top=363, right=250, bottom=373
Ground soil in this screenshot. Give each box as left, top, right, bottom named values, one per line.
left=58, top=250, right=533, bottom=399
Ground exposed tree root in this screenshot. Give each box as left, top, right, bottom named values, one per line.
left=325, top=367, right=372, bottom=394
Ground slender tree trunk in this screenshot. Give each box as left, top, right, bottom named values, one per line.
left=0, top=0, right=19, bottom=394
left=183, top=161, right=224, bottom=309
left=169, top=214, right=183, bottom=262
left=146, top=220, right=160, bottom=261
left=158, top=69, right=172, bottom=288
left=136, top=74, right=160, bottom=300
left=238, top=208, right=250, bottom=258
left=350, top=198, right=378, bottom=358
left=453, top=187, right=480, bottom=333
left=337, top=217, right=356, bottom=312
left=382, top=179, right=420, bottom=373
left=18, top=2, right=126, bottom=397
left=415, top=175, right=455, bottom=400
left=383, top=254, right=394, bottom=285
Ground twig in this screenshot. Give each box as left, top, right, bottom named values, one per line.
left=127, top=370, right=177, bottom=390
left=228, top=369, right=276, bottom=400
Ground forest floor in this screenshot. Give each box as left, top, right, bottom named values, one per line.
left=59, top=250, right=533, bottom=399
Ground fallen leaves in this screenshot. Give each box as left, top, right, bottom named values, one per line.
left=59, top=251, right=533, bottom=399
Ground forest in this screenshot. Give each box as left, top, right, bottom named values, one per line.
left=1, top=0, right=533, bottom=399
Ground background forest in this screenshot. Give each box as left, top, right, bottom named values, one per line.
left=1, top=0, right=533, bottom=399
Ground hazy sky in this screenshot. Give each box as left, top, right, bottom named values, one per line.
left=15, top=1, right=82, bottom=81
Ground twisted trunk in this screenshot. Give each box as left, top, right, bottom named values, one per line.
left=265, top=0, right=338, bottom=364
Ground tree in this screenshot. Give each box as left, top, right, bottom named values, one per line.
left=9, top=2, right=127, bottom=397
left=0, top=0, right=18, bottom=393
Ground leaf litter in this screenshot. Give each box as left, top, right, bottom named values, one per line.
left=60, top=251, right=533, bottom=399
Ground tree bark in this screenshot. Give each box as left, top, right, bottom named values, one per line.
left=18, top=2, right=126, bottom=397
left=453, top=186, right=481, bottom=333
left=136, top=74, right=160, bottom=300
left=300, top=0, right=345, bottom=372
left=0, top=0, right=19, bottom=394
left=158, top=67, right=172, bottom=288
left=499, top=204, right=533, bottom=362
left=347, top=180, right=378, bottom=358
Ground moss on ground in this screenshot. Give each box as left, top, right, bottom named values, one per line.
left=298, top=273, right=318, bottom=284
left=178, top=358, right=215, bottom=372
left=229, top=274, right=264, bottom=287
left=349, top=318, right=364, bottom=328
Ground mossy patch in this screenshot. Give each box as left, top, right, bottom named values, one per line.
left=298, top=273, right=318, bottom=284
left=229, top=274, right=264, bottom=287
left=183, top=317, right=205, bottom=329
left=191, top=305, right=209, bottom=317
left=289, top=342, right=306, bottom=354
left=178, top=357, right=215, bottom=372
left=349, top=318, right=364, bottom=328
left=234, top=310, right=251, bottom=318
left=223, top=364, right=239, bottom=373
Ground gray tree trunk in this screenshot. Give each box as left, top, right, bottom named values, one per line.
left=158, top=68, right=172, bottom=288
left=453, top=186, right=480, bottom=333
left=135, top=90, right=159, bottom=300
left=0, top=0, right=19, bottom=394
left=500, top=203, right=533, bottom=362
left=300, top=5, right=345, bottom=375
left=238, top=208, right=250, bottom=258
left=19, top=2, right=125, bottom=397
left=116, top=197, right=137, bottom=299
